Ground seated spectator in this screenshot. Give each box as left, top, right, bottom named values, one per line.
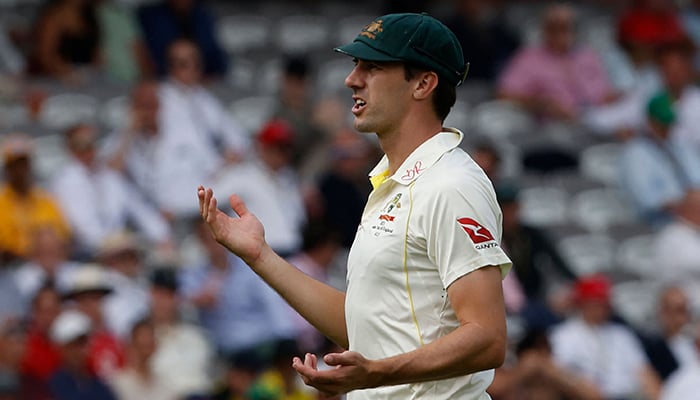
left=14, top=227, right=79, bottom=305
left=498, top=4, right=616, bottom=121
left=181, top=220, right=296, bottom=358
left=619, top=92, right=700, bottom=278
left=618, top=0, right=687, bottom=66
left=148, top=267, right=214, bottom=398
left=157, top=38, right=247, bottom=220
left=496, top=183, right=576, bottom=328
left=98, top=232, right=150, bottom=340
left=620, top=91, right=700, bottom=226
left=28, top=0, right=100, bottom=80
left=445, top=0, right=520, bottom=82
left=660, top=321, right=700, bottom=400
left=0, top=133, right=70, bottom=264
left=103, top=80, right=177, bottom=222
left=51, top=124, right=171, bottom=257
left=20, top=284, right=62, bottom=385
left=549, top=274, right=661, bottom=400
left=96, top=0, right=153, bottom=82
left=0, top=317, right=52, bottom=400
left=640, top=285, right=699, bottom=381
left=60, top=264, right=125, bottom=380
left=317, top=129, right=374, bottom=248
left=108, top=318, right=177, bottom=400
left=273, top=55, right=327, bottom=178
left=48, top=309, right=117, bottom=400
left=137, top=0, right=227, bottom=78
left=489, top=328, right=603, bottom=400
left=214, top=120, right=306, bottom=256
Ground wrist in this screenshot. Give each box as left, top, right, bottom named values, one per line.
left=246, top=242, right=275, bottom=271
left=367, top=358, right=390, bottom=389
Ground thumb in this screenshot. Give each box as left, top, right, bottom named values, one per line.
left=324, top=351, right=354, bottom=366
left=228, top=194, right=250, bottom=217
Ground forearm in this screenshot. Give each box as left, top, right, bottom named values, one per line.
left=371, top=320, right=505, bottom=387
left=250, top=244, right=349, bottom=348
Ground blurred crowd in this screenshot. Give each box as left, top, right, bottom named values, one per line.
left=0, top=0, right=699, bottom=399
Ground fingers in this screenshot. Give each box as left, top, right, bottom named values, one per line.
left=197, top=186, right=205, bottom=216
left=207, top=192, right=218, bottom=223
left=197, top=187, right=218, bottom=223
left=229, top=194, right=249, bottom=218
left=306, top=353, right=318, bottom=370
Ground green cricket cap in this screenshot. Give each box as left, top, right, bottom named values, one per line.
left=647, top=92, right=675, bottom=127
left=334, top=13, right=469, bottom=86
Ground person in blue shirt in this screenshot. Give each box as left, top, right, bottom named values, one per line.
left=619, top=93, right=700, bottom=228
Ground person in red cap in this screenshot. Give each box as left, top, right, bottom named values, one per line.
left=549, top=274, right=661, bottom=400
left=212, top=119, right=306, bottom=257
left=199, top=11, right=511, bottom=400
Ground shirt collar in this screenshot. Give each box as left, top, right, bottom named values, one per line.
left=368, top=128, right=464, bottom=189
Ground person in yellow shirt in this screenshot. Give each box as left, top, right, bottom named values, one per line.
left=0, top=133, right=70, bottom=263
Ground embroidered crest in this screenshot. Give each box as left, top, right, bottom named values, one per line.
left=359, top=20, right=383, bottom=39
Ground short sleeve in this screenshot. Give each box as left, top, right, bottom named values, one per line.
left=423, top=179, right=511, bottom=289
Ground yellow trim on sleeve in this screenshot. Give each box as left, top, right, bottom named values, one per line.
left=402, top=182, right=424, bottom=346
left=369, top=170, right=390, bottom=190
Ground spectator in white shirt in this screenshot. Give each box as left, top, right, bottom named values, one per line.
left=148, top=267, right=214, bottom=399
left=104, top=80, right=165, bottom=213
left=156, top=38, right=248, bottom=219
left=549, top=274, right=662, bottom=400
left=213, top=119, right=306, bottom=256
left=52, top=124, right=172, bottom=258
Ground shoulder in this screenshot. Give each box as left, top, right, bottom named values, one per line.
left=419, top=149, right=496, bottom=202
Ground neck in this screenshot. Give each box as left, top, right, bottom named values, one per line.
left=378, top=115, right=442, bottom=175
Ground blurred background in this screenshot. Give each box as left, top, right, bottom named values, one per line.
left=0, top=0, right=699, bottom=399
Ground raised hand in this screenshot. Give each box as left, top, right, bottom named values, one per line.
left=197, top=186, right=266, bottom=265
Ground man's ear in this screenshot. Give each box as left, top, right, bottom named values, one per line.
left=413, top=71, right=439, bottom=101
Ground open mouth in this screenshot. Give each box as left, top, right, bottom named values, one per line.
left=352, top=97, right=367, bottom=114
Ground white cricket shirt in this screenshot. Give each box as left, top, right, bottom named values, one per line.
left=345, top=128, right=512, bottom=399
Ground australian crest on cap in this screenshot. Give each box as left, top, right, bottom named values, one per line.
left=360, top=19, right=383, bottom=39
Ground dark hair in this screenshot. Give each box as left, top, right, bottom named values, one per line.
left=284, top=54, right=310, bottom=79
left=404, top=64, right=457, bottom=122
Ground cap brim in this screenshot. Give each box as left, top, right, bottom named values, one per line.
left=334, top=41, right=403, bottom=62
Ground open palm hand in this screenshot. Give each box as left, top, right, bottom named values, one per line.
left=197, top=186, right=266, bottom=265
